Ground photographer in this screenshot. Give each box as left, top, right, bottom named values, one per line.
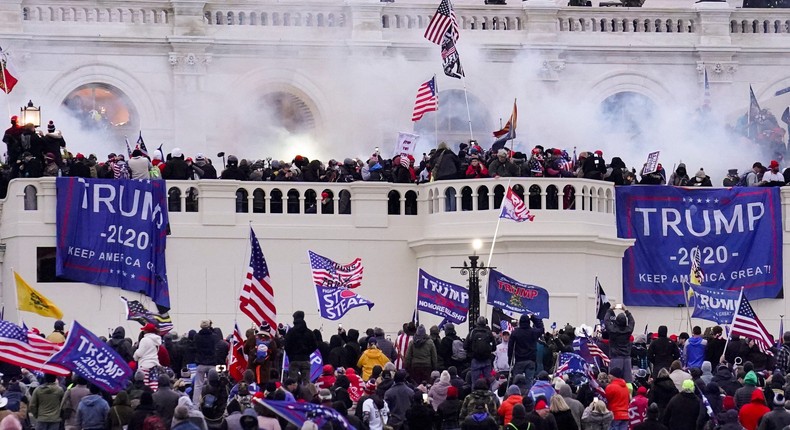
left=604, top=304, right=635, bottom=383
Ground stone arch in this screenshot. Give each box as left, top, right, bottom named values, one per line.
left=413, top=89, right=493, bottom=147
left=493, top=185, right=505, bottom=209
left=405, top=190, right=418, bottom=215
left=321, top=189, right=335, bottom=214
left=460, top=186, right=473, bottom=211
left=586, top=71, right=674, bottom=108
left=253, top=188, right=265, bottom=213
left=388, top=190, right=401, bottom=215
left=45, top=64, right=160, bottom=133
left=528, top=185, right=541, bottom=209
left=287, top=188, right=300, bottom=214
left=24, top=185, right=38, bottom=210
left=168, top=187, right=181, bottom=212
left=598, top=91, right=658, bottom=138
left=236, top=188, right=249, bottom=213
left=304, top=189, right=317, bottom=213
left=477, top=185, right=489, bottom=210
left=186, top=187, right=199, bottom=212
left=60, top=82, right=140, bottom=135
left=428, top=188, right=434, bottom=214
left=270, top=188, right=283, bottom=213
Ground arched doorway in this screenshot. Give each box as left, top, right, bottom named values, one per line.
left=259, top=91, right=316, bottom=135
left=61, top=83, right=138, bottom=134
left=413, top=89, right=492, bottom=151
left=598, top=91, right=656, bottom=138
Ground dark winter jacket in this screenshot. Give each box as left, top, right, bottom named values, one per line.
left=406, top=331, right=438, bottom=369
left=194, top=327, right=218, bottom=366
left=661, top=391, right=699, bottom=430
left=508, top=315, right=544, bottom=363
left=163, top=157, right=190, bottom=180
left=712, top=365, right=741, bottom=396
left=76, top=394, right=110, bottom=430
left=108, top=326, right=135, bottom=363
left=431, top=147, right=462, bottom=181
left=756, top=404, right=790, bottom=430
left=284, top=318, right=317, bottom=361
left=603, top=309, right=634, bottom=357
left=647, top=375, right=678, bottom=414
left=460, top=413, right=498, bottom=430
left=436, top=398, right=461, bottom=430
left=647, top=328, right=679, bottom=377
left=465, top=325, right=496, bottom=362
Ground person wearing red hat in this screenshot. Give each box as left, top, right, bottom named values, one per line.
left=762, top=160, right=786, bottom=185
left=68, top=153, right=91, bottom=178
left=133, top=323, right=162, bottom=390
left=629, top=386, right=650, bottom=428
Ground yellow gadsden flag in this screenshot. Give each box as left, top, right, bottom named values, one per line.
left=15, top=271, right=63, bottom=319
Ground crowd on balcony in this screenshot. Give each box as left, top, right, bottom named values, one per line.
left=4, top=115, right=790, bottom=198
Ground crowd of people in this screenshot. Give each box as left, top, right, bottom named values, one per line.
left=3, top=306, right=790, bottom=430
left=6, top=116, right=790, bottom=196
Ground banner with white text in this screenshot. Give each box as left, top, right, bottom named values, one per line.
left=616, top=186, right=782, bottom=306
left=56, top=178, right=170, bottom=307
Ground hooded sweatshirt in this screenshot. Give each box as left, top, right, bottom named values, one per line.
left=405, top=326, right=437, bottom=370
left=684, top=335, right=707, bottom=369
left=700, top=361, right=714, bottom=385
left=738, top=389, right=769, bottom=430
left=507, top=314, right=544, bottom=363
left=108, top=326, right=134, bottom=362
left=77, top=394, right=110, bottom=430
left=357, top=347, right=390, bottom=381
left=134, top=332, right=162, bottom=370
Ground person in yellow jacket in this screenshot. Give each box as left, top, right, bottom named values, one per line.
left=46, top=320, right=67, bottom=344
left=357, top=337, right=391, bottom=381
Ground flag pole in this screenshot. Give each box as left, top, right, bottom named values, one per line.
left=720, top=287, right=744, bottom=364
left=0, top=57, right=10, bottom=120
left=434, top=74, right=438, bottom=146
left=681, top=281, right=692, bottom=333
left=460, top=75, right=474, bottom=142
left=482, top=179, right=511, bottom=320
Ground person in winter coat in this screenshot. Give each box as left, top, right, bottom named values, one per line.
left=153, top=374, right=182, bottom=428
left=604, top=306, right=635, bottom=383
left=668, top=163, right=690, bottom=186
left=429, top=371, right=452, bottom=411
left=648, top=368, right=678, bottom=416
left=284, top=311, right=317, bottom=384
left=358, top=338, right=391, bottom=381
left=437, top=386, right=462, bottom=430
left=508, top=314, right=545, bottom=390
left=700, top=361, right=714, bottom=386
left=465, top=317, right=497, bottom=384
left=604, top=367, right=629, bottom=429
left=647, top=326, right=679, bottom=378
left=430, top=142, right=462, bottom=181
left=527, top=372, right=555, bottom=405
left=497, top=386, right=523, bottom=425
left=362, top=392, right=390, bottom=430
left=661, top=379, right=699, bottom=430
left=29, top=373, right=64, bottom=430
left=438, top=324, right=466, bottom=372
left=581, top=398, right=613, bottom=430
left=697, top=381, right=723, bottom=430
left=506, top=404, right=530, bottom=430
left=549, top=395, right=578, bottom=430
left=163, top=148, right=190, bottom=180
left=108, top=326, right=134, bottom=363
left=632, top=403, right=668, bottom=430
left=105, top=391, right=133, bottom=430
left=757, top=391, right=790, bottom=430
left=460, top=379, right=498, bottom=421
left=461, top=403, right=498, bottom=430
left=465, top=156, right=489, bottom=179
left=668, top=360, right=692, bottom=392
left=133, top=323, right=162, bottom=386
left=126, top=392, right=157, bottom=430
left=739, top=389, right=770, bottom=430
left=557, top=383, right=584, bottom=429
left=629, top=386, right=649, bottom=428
left=684, top=326, right=707, bottom=369
left=689, top=168, right=713, bottom=187
left=488, top=149, right=519, bottom=178
left=405, top=325, right=438, bottom=384
left=406, top=392, right=434, bottom=430
left=712, top=364, right=740, bottom=396
left=192, top=320, right=218, bottom=404
left=76, top=385, right=109, bottom=430
left=736, top=371, right=761, bottom=410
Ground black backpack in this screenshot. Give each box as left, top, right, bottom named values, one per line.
left=468, top=329, right=492, bottom=360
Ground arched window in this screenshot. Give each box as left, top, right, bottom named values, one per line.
left=24, top=185, right=37, bottom=210
left=236, top=188, right=249, bottom=213
left=388, top=190, right=401, bottom=215
left=321, top=189, right=334, bottom=214
left=563, top=185, right=576, bottom=210
left=444, top=187, right=457, bottom=212
left=287, top=189, right=300, bottom=214
left=599, top=92, right=657, bottom=141
left=185, top=187, right=199, bottom=212
left=253, top=189, right=265, bottom=213
left=259, top=92, right=316, bottom=135
left=405, top=190, right=418, bottom=215
left=168, top=187, right=181, bottom=212
left=461, top=186, right=473, bottom=211
left=61, top=83, right=138, bottom=136
left=270, top=189, right=283, bottom=213
left=304, top=189, right=317, bottom=214
left=493, top=185, right=505, bottom=209
left=528, top=185, right=542, bottom=209
left=414, top=90, right=493, bottom=150
left=546, top=185, right=559, bottom=210
left=339, top=190, right=351, bottom=214
left=477, top=186, right=489, bottom=211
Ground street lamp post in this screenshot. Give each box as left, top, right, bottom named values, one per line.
left=20, top=100, right=41, bottom=128
left=452, top=240, right=494, bottom=332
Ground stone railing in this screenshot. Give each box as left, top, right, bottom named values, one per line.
left=21, top=2, right=170, bottom=24
left=729, top=10, right=790, bottom=34
left=203, top=6, right=347, bottom=28
left=556, top=9, right=697, bottom=33
left=380, top=5, right=524, bottom=31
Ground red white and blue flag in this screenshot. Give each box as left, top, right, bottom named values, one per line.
left=731, top=292, right=774, bottom=355
left=0, top=320, right=69, bottom=376
left=228, top=322, right=248, bottom=382
left=499, top=187, right=535, bottom=222
left=424, top=0, right=458, bottom=45
left=412, top=78, right=438, bottom=122
left=308, top=251, right=364, bottom=289
left=259, top=400, right=355, bottom=430
left=555, top=352, right=587, bottom=377
left=240, top=228, right=277, bottom=329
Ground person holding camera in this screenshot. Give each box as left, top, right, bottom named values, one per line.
left=192, top=320, right=219, bottom=404
left=507, top=313, right=544, bottom=391
left=604, top=304, right=635, bottom=383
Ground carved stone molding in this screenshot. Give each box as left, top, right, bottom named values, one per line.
left=539, top=59, right=566, bottom=81
left=696, top=61, right=738, bottom=83
left=168, top=52, right=212, bottom=73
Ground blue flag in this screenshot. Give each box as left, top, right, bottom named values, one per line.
left=282, top=349, right=323, bottom=382
left=416, top=269, right=468, bottom=325
left=616, top=186, right=782, bottom=306
left=314, top=286, right=374, bottom=321
left=47, top=321, right=133, bottom=393
left=55, top=178, right=170, bottom=307
left=689, top=284, right=740, bottom=324
left=486, top=270, right=550, bottom=318
left=555, top=352, right=587, bottom=377
left=259, top=400, right=355, bottom=430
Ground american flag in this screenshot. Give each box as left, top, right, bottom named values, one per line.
left=0, top=320, right=69, bottom=376
left=259, top=400, right=355, bottom=430
left=500, top=320, right=513, bottom=333
left=585, top=335, right=610, bottom=366
left=555, top=353, right=586, bottom=377
left=731, top=292, right=774, bottom=355
left=424, top=0, right=458, bottom=45
left=240, top=228, right=277, bottom=329
left=308, top=251, right=363, bottom=289
left=412, top=77, right=438, bottom=122
left=122, top=297, right=174, bottom=335
left=136, top=131, right=148, bottom=157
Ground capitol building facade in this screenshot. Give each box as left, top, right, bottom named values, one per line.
left=1, top=0, right=789, bottom=336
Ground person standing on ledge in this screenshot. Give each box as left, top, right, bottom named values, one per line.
left=604, top=304, right=635, bottom=383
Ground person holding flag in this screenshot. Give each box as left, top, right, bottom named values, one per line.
left=507, top=314, right=544, bottom=390
left=603, top=304, right=635, bottom=383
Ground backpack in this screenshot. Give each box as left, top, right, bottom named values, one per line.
left=468, top=329, right=492, bottom=360
left=736, top=171, right=751, bottom=187
left=255, top=339, right=269, bottom=363
left=142, top=415, right=166, bottom=430
left=451, top=339, right=467, bottom=362
left=200, top=393, right=222, bottom=418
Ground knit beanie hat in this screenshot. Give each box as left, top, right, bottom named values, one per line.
left=744, top=371, right=758, bottom=386
left=47, top=121, right=55, bottom=133
left=507, top=385, right=521, bottom=396
left=681, top=379, right=695, bottom=392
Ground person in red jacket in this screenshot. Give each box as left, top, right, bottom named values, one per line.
left=605, top=367, right=631, bottom=430
left=628, top=386, right=649, bottom=429
left=739, top=389, right=770, bottom=430
left=465, top=156, right=488, bottom=179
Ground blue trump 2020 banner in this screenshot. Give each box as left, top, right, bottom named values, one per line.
left=689, top=284, right=741, bottom=324
left=417, top=269, right=468, bottom=325
left=56, top=178, right=170, bottom=307
left=616, top=186, right=782, bottom=307
left=487, top=270, right=550, bottom=318
left=48, top=321, right=133, bottom=394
